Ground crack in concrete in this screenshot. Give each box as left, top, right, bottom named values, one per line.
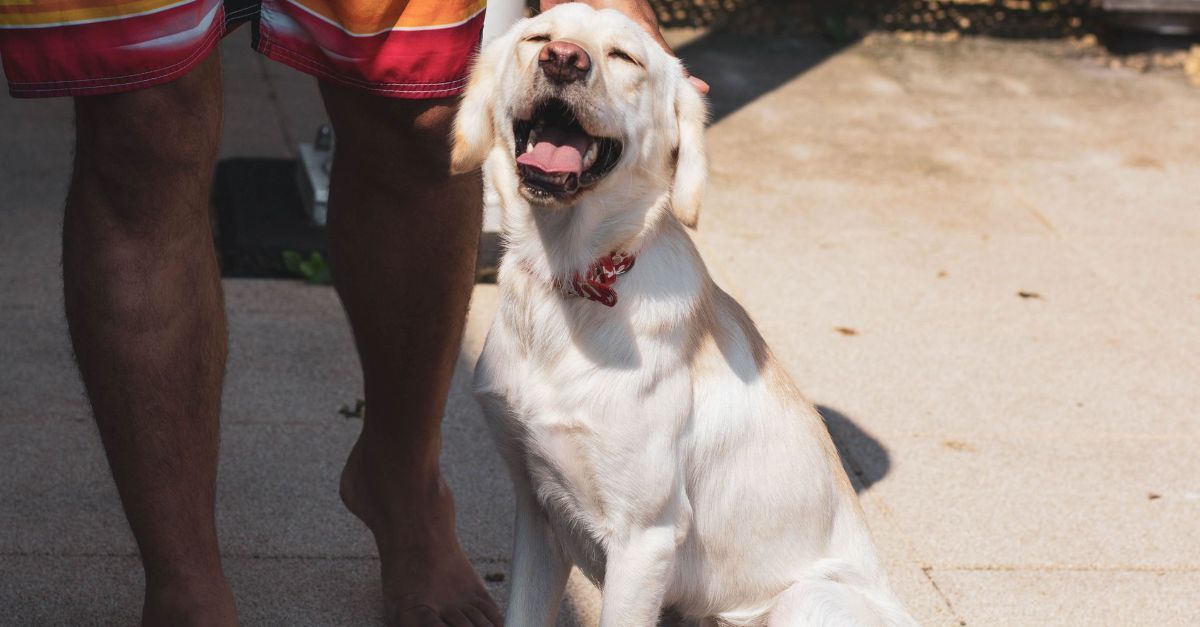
left=0, top=550, right=511, bottom=565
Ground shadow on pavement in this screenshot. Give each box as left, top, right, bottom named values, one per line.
left=675, top=31, right=845, bottom=123
left=817, top=404, right=891, bottom=493
left=645, top=0, right=1098, bottom=39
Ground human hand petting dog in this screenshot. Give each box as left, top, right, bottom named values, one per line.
left=539, top=0, right=711, bottom=93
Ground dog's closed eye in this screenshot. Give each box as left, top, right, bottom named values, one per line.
left=524, top=34, right=551, bottom=43
left=607, top=48, right=641, bottom=67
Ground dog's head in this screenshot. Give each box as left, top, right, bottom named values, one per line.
left=451, top=3, right=707, bottom=227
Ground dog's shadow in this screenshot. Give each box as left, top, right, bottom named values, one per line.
left=817, top=404, right=890, bottom=493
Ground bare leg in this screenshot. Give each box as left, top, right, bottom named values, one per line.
left=319, top=83, right=501, bottom=627
left=63, top=54, right=235, bottom=626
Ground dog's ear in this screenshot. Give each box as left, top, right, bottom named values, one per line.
left=451, top=28, right=518, bottom=174
left=669, top=70, right=709, bottom=229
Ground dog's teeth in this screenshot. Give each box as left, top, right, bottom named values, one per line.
left=528, top=127, right=540, bottom=147
left=582, top=141, right=598, bottom=170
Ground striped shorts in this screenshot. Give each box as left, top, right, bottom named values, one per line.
left=0, top=0, right=486, bottom=98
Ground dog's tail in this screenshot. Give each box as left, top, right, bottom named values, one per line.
left=766, top=559, right=919, bottom=627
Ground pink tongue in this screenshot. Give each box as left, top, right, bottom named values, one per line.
left=517, top=126, right=591, bottom=175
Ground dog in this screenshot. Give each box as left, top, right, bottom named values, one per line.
left=451, top=4, right=918, bottom=626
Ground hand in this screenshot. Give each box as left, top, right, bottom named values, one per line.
left=539, top=0, right=710, bottom=94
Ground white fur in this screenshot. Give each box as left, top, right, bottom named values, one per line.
left=454, top=5, right=919, bottom=626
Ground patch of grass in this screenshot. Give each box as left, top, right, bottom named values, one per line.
left=282, top=251, right=332, bottom=285
left=339, top=399, right=366, bottom=419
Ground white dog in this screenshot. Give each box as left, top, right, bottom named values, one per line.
left=452, top=5, right=918, bottom=626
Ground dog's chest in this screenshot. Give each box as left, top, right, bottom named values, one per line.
left=511, top=378, right=638, bottom=527
left=505, top=399, right=626, bottom=580
left=478, top=334, right=688, bottom=579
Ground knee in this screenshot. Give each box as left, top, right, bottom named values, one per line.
left=70, top=64, right=222, bottom=233
left=320, top=84, right=460, bottom=185
left=74, top=59, right=222, bottom=189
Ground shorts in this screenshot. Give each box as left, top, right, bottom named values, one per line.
left=0, top=0, right=486, bottom=98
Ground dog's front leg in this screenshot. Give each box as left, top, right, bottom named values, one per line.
left=506, top=488, right=571, bottom=627
left=598, top=525, right=679, bottom=627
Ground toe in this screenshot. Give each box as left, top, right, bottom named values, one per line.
left=392, top=605, right=443, bottom=627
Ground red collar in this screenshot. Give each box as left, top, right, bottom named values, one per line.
left=555, top=251, right=636, bottom=308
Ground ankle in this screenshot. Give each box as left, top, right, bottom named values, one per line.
left=354, top=427, right=444, bottom=479
left=340, top=436, right=456, bottom=532
left=143, top=571, right=236, bottom=627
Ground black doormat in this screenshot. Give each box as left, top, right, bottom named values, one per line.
left=212, top=158, right=326, bottom=279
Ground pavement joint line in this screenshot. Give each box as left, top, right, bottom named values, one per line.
left=0, top=550, right=139, bottom=559
left=918, top=566, right=967, bottom=626
left=0, top=550, right=511, bottom=565
left=849, top=430, right=1200, bottom=442
left=931, top=564, right=1200, bottom=573
left=0, top=415, right=363, bottom=425
left=839, top=459, right=962, bottom=621
left=863, top=500, right=961, bottom=620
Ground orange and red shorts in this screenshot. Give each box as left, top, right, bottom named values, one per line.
left=0, top=0, right=486, bottom=98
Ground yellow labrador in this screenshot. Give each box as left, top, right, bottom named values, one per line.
left=452, top=5, right=918, bottom=626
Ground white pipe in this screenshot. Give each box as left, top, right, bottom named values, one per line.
left=482, top=0, right=527, bottom=45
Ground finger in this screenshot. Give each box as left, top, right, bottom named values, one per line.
left=461, top=603, right=496, bottom=627
left=441, top=609, right=474, bottom=627
left=475, top=597, right=504, bottom=626
left=631, top=12, right=710, bottom=94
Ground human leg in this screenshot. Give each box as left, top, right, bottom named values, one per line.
left=63, top=53, right=234, bottom=626
left=319, top=82, right=499, bottom=627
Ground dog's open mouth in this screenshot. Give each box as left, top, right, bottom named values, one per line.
left=514, top=99, right=622, bottom=200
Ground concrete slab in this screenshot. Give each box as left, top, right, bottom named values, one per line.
left=219, top=35, right=293, bottom=160
left=0, top=555, right=143, bottom=626
left=932, top=569, right=1200, bottom=626
left=0, top=310, right=88, bottom=421
left=256, top=49, right=331, bottom=158
left=843, top=433, right=1200, bottom=570
left=684, top=31, right=1200, bottom=624
left=0, top=392, right=510, bottom=565
left=853, top=480, right=961, bottom=625
left=0, top=419, right=135, bottom=556
left=0, top=94, right=72, bottom=309
left=0, top=554, right=515, bottom=627
left=219, top=280, right=362, bottom=424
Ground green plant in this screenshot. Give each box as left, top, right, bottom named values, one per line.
left=338, top=399, right=366, bottom=419
left=282, top=250, right=332, bottom=285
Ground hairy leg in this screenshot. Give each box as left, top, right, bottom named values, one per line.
left=63, top=54, right=235, bottom=626
left=319, top=83, right=500, bottom=627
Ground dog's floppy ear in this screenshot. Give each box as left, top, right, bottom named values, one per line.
left=451, top=28, right=518, bottom=174
left=670, top=71, right=709, bottom=229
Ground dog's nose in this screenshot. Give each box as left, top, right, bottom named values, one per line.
left=539, top=41, right=590, bottom=83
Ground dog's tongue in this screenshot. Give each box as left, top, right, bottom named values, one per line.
left=517, top=127, right=590, bottom=175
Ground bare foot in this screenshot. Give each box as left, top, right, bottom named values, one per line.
left=341, top=438, right=503, bottom=627
left=142, top=574, right=237, bottom=627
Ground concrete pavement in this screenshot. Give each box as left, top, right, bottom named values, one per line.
left=2, top=27, right=1198, bottom=626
